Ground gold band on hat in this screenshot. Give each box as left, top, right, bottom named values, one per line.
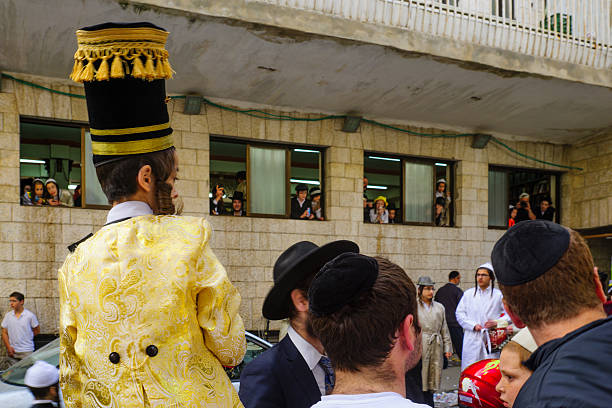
left=92, top=135, right=174, bottom=155
left=90, top=122, right=170, bottom=136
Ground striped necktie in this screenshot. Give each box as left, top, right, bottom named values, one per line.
left=318, top=356, right=335, bottom=395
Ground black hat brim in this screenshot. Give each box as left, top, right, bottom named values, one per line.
left=262, top=240, right=359, bottom=320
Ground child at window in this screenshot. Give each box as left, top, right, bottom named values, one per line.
left=435, top=178, right=451, bottom=205
left=21, top=183, right=33, bottom=206
left=31, top=179, right=45, bottom=206
left=309, top=187, right=324, bottom=221
left=290, top=184, right=313, bottom=219
left=508, top=207, right=517, bottom=228
left=369, top=196, right=389, bottom=224
left=44, top=179, right=74, bottom=207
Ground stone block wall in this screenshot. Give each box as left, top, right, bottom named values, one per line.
left=0, top=72, right=585, bottom=336
left=565, top=131, right=612, bottom=229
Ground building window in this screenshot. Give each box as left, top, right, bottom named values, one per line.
left=19, top=118, right=83, bottom=208
left=488, top=166, right=560, bottom=228
left=19, top=117, right=110, bottom=209
left=364, top=153, right=454, bottom=226
left=210, top=137, right=324, bottom=219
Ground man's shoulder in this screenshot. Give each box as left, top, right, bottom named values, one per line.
left=518, top=317, right=612, bottom=407
left=242, top=337, right=292, bottom=377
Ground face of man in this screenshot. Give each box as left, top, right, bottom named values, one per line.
left=451, top=274, right=461, bottom=285
left=232, top=199, right=242, bottom=212
left=165, top=151, right=180, bottom=201
left=476, top=269, right=492, bottom=290
left=540, top=200, right=550, bottom=212
left=297, top=190, right=307, bottom=200
left=9, top=297, right=23, bottom=311
left=421, top=286, right=434, bottom=302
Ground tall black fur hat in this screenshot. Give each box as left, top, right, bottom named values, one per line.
left=70, top=22, right=175, bottom=166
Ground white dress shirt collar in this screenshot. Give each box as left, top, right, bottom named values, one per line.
left=106, top=201, right=153, bottom=224
left=476, top=285, right=492, bottom=295
left=287, top=325, right=323, bottom=371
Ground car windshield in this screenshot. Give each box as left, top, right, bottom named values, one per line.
left=1, top=338, right=60, bottom=386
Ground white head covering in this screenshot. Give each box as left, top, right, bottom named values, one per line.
left=437, top=178, right=446, bottom=184
left=511, top=327, right=537, bottom=353
left=477, top=262, right=494, bottom=273
left=24, top=361, right=59, bottom=388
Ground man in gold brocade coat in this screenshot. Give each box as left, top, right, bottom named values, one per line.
left=58, top=22, right=245, bottom=408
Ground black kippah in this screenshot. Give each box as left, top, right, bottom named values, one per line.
left=491, top=220, right=570, bottom=286
left=308, top=253, right=378, bottom=317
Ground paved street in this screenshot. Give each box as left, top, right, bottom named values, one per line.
left=434, top=364, right=461, bottom=407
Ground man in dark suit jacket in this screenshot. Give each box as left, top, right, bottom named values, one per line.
left=434, top=271, right=464, bottom=359
left=239, top=240, right=359, bottom=408
left=290, top=184, right=313, bottom=219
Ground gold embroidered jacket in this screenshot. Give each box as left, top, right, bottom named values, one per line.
left=58, top=215, right=246, bottom=408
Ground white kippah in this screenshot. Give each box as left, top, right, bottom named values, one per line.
left=478, top=262, right=494, bottom=273
left=512, top=327, right=537, bottom=353
left=24, top=361, right=59, bottom=388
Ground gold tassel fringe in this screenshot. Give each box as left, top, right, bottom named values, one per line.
left=70, top=46, right=173, bottom=83
left=110, top=54, right=124, bottom=79
left=96, top=57, right=110, bottom=81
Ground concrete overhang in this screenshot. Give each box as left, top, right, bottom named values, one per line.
left=1, top=0, right=612, bottom=144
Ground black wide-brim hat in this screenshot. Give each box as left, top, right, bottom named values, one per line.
left=263, top=240, right=359, bottom=320
left=70, top=22, right=175, bottom=166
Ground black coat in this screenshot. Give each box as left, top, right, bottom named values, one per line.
left=535, top=207, right=555, bottom=222
left=515, top=316, right=612, bottom=408
left=290, top=198, right=311, bottom=219
left=239, top=335, right=321, bottom=408
left=434, top=283, right=463, bottom=327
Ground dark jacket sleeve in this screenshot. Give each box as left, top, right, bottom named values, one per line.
left=290, top=198, right=300, bottom=219
left=239, top=347, right=286, bottom=408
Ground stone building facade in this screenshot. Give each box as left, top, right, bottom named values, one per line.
left=3, top=71, right=608, bottom=339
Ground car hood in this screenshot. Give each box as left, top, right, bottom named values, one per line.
left=0, top=380, right=33, bottom=408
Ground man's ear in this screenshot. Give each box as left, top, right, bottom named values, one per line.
left=503, top=298, right=525, bottom=328
left=399, top=314, right=416, bottom=352
left=137, top=165, right=154, bottom=193
left=593, top=268, right=606, bottom=304
left=290, top=289, right=309, bottom=313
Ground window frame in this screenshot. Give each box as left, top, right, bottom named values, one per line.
left=210, top=135, right=326, bottom=219
left=488, top=164, right=563, bottom=229
left=364, top=151, right=456, bottom=227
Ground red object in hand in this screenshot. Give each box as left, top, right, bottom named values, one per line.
left=459, top=359, right=504, bottom=408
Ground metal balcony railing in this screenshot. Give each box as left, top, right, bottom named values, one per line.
left=253, top=0, right=611, bottom=69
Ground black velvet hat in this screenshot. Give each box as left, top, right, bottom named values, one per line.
left=262, top=240, right=359, bottom=320
left=491, top=220, right=570, bottom=286
left=70, top=22, right=174, bottom=166
left=309, top=253, right=379, bottom=317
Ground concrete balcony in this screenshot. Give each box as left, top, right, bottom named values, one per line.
left=1, top=0, right=611, bottom=143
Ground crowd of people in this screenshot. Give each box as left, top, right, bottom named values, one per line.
left=20, top=178, right=78, bottom=207
left=508, top=193, right=555, bottom=227
left=363, top=177, right=452, bottom=225
left=23, top=21, right=608, bottom=408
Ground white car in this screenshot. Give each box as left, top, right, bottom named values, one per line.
left=0, top=331, right=271, bottom=407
